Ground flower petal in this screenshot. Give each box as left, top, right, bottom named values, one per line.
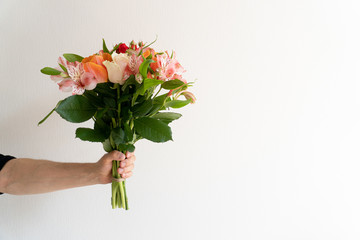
left=81, top=72, right=97, bottom=90
left=83, top=62, right=108, bottom=83
left=50, top=75, right=63, bottom=82
left=58, top=79, right=74, bottom=92
left=72, top=83, right=85, bottom=95
left=181, top=91, right=196, bottom=104
left=103, top=61, right=126, bottom=84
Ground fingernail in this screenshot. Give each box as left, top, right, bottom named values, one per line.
left=118, top=168, right=124, bottom=174
left=122, top=173, right=126, bottom=178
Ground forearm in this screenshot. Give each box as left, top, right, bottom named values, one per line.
left=0, top=158, right=100, bottom=195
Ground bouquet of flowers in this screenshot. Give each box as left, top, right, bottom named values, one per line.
left=39, top=39, right=196, bottom=210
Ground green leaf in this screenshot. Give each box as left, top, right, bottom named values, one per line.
left=59, top=64, right=67, bottom=73
left=95, top=107, right=109, bottom=119
left=152, top=112, right=182, bottom=124
left=121, top=75, right=137, bottom=91
left=147, top=104, right=163, bottom=116
left=63, top=53, right=84, bottom=62
left=94, top=119, right=111, bottom=139
left=102, top=38, right=110, bottom=53
left=123, top=122, right=134, bottom=142
left=138, top=78, right=163, bottom=95
left=139, top=59, right=155, bottom=78
left=153, top=93, right=169, bottom=104
left=40, top=67, right=61, bottom=75
left=165, top=99, right=191, bottom=109
left=118, top=144, right=135, bottom=152
left=103, top=97, right=116, bottom=108
left=38, top=100, right=63, bottom=125
left=118, top=94, right=132, bottom=103
left=161, top=79, right=185, bottom=90
left=111, top=127, right=126, bottom=145
left=83, top=90, right=103, bottom=107
left=94, top=82, right=116, bottom=97
left=132, top=91, right=140, bottom=106
left=76, top=128, right=106, bottom=142
left=132, top=99, right=153, bottom=117
left=55, top=95, right=97, bottom=123
left=102, top=139, right=113, bottom=152
left=134, top=117, right=172, bottom=143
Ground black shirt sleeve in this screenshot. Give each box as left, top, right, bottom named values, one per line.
left=0, top=154, right=16, bottom=195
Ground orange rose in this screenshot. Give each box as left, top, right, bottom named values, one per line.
left=82, top=52, right=112, bottom=83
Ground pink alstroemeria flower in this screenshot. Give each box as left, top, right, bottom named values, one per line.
left=180, top=91, right=196, bottom=103
left=123, top=53, right=144, bottom=83
left=153, top=52, right=185, bottom=81
left=53, top=57, right=97, bottom=95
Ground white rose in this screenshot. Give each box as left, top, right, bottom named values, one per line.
left=103, top=53, right=130, bottom=84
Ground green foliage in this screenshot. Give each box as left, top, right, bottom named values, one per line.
left=40, top=42, right=194, bottom=151
left=161, top=79, right=185, bottom=90
left=134, top=117, right=172, bottom=143
left=76, top=127, right=107, bottom=142
left=132, top=99, right=153, bottom=117
left=55, top=95, right=97, bottom=123
left=139, top=59, right=155, bottom=78
left=118, top=143, right=135, bottom=152
left=152, top=112, right=182, bottom=124
left=123, top=122, right=134, bottom=142
left=111, top=127, right=126, bottom=145
left=38, top=100, right=63, bottom=125
left=138, top=78, right=163, bottom=95
left=121, top=75, right=138, bottom=91
left=63, top=53, right=84, bottom=62
left=94, top=119, right=111, bottom=138
left=165, top=99, right=191, bottom=109
left=83, top=91, right=104, bottom=107
left=104, top=97, right=116, bottom=108
left=40, top=67, right=61, bottom=75
left=153, top=93, right=169, bottom=104
left=102, top=139, right=112, bottom=152
left=94, top=82, right=116, bottom=97
left=102, top=38, right=110, bottom=53
left=59, top=63, right=67, bottom=73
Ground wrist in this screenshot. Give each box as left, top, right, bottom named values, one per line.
left=87, top=163, right=102, bottom=185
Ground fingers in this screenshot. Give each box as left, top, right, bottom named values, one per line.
left=119, top=155, right=136, bottom=167
left=125, top=151, right=135, bottom=158
left=117, top=167, right=133, bottom=178
left=106, top=151, right=125, bottom=162
left=117, top=154, right=136, bottom=178
left=121, top=172, right=133, bottom=179
left=118, top=159, right=135, bottom=172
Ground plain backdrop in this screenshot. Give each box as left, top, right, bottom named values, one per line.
left=1, top=0, right=360, bottom=239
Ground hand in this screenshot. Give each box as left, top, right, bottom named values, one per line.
left=96, top=150, right=136, bottom=184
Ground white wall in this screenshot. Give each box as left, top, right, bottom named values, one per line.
left=1, top=0, right=360, bottom=239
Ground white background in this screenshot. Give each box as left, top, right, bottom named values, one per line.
left=1, top=0, right=360, bottom=239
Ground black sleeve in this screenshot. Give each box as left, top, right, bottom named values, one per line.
left=0, top=154, right=16, bottom=195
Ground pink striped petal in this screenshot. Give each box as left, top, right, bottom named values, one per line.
left=50, top=75, right=63, bottom=82
left=81, top=72, right=97, bottom=90
left=181, top=91, right=196, bottom=103
left=72, top=84, right=85, bottom=95
left=58, top=79, right=74, bottom=92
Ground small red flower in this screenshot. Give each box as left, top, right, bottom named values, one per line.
left=116, top=43, right=129, bottom=53
left=129, top=41, right=139, bottom=50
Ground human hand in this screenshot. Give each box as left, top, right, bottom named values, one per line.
left=96, top=150, right=136, bottom=184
